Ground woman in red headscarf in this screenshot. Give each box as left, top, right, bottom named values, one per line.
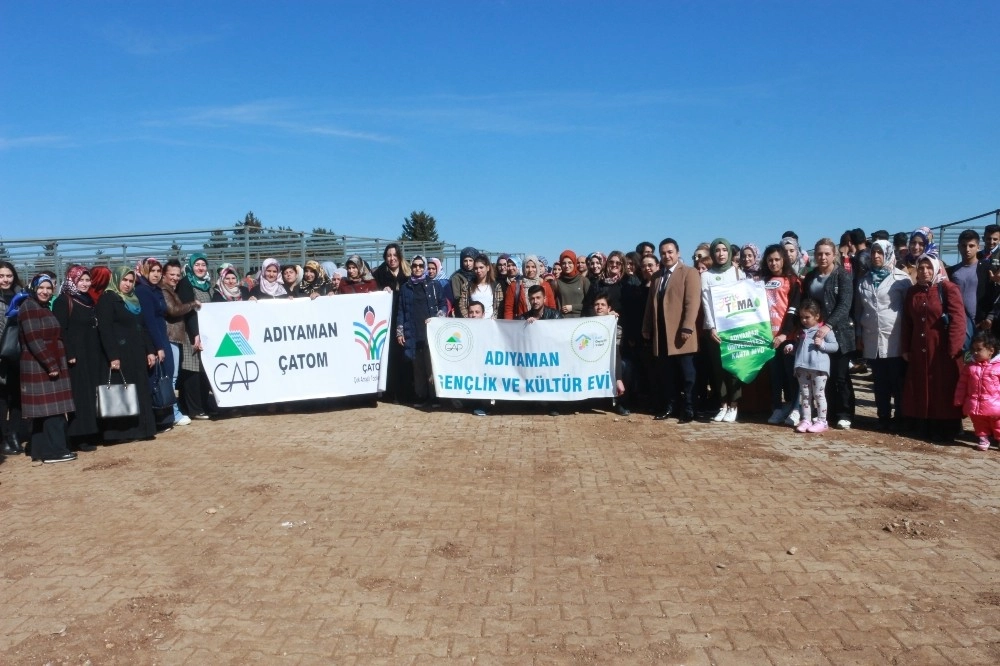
left=553, top=250, right=590, bottom=318
left=88, top=266, right=112, bottom=302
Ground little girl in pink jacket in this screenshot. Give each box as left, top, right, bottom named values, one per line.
left=954, top=331, right=1000, bottom=451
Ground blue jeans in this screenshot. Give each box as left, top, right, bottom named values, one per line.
left=170, top=343, right=183, bottom=421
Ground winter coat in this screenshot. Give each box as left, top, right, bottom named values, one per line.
left=901, top=280, right=965, bottom=420
left=855, top=268, right=911, bottom=359
left=554, top=273, right=590, bottom=318
left=788, top=324, right=840, bottom=375
left=955, top=354, right=1000, bottom=418
left=162, top=284, right=198, bottom=345
left=517, top=307, right=562, bottom=321
left=18, top=297, right=74, bottom=419
left=339, top=278, right=378, bottom=295
left=643, top=265, right=701, bottom=356
left=136, top=279, right=170, bottom=355
left=396, top=278, right=447, bottom=360
left=458, top=281, right=504, bottom=319
left=802, top=266, right=856, bottom=354
left=503, top=279, right=556, bottom=319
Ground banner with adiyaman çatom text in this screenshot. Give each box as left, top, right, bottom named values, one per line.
left=426, top=316, right=618, bottom=401
left=708, top=280, right=775, bottom=384
left=197, top=293, right=391, bottom=407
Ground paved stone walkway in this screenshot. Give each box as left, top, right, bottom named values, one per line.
left=1, top=389, right=998, bottom=664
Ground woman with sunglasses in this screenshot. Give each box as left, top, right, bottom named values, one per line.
left=583, top=250, right=626, bottom=316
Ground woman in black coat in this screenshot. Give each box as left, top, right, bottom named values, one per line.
left=0, top=261, right=26, bottom=455
left=97, top=266, right=157, bottom=442
left=52, top=265, right=103, bottom=451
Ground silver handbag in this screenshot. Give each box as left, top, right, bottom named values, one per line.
left=96, top=369, right=140, bottom=419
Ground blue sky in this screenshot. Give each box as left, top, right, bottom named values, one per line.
left=1, top=1, right=998, bottom=266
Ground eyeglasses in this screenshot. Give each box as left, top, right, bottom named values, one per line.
left=411, top=262, right=425, bottom=268
left=607, top=260, right=622, bottom=266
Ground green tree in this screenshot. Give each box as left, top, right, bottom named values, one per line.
left=236, top=211, right=264, bottom=233
left=399, top=211, right=440, bottom=243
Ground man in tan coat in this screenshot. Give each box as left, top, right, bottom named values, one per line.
left=642, top=238, right=702, bottom=423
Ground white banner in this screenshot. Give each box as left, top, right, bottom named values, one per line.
left=427, top=316, right=618, bottom=401
left=197, top=293, right=391, bottom=406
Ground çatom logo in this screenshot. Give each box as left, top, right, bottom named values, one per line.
left=215, top=315, right=254, bottom=357
left=353, top=305, right=388, bottom=360
left=434, top=322, right=474, bottom=362
left=570, top=320, right=611, bottom=363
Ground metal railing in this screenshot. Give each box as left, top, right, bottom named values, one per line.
left=932, top=209, right=1000, bottom=264
left=0, top=227, right=523, bottom=283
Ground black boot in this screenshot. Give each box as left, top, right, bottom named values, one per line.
left=2, top=433, right=21, bottom=455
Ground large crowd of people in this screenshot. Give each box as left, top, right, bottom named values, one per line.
left=2, top=222, right=999, bottom=464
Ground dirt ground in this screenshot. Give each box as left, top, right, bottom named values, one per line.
left=1, top=378, right=999, bottom=665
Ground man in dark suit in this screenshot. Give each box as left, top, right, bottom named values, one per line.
left=642, top=238, right=702, bottom=423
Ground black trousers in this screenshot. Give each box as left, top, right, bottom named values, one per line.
left=656, top=352, right=697, bottom=414
left=30, top=414, right=70, bottom=461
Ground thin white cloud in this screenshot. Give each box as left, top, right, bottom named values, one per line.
left=99, top=21, right=222, bottom=56
left=0, top=135, right=72, bottom=151
left=148, top=100, right=392, bottom=143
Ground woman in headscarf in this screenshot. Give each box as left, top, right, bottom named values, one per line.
left=176, top=253, right=216, bottom=419
left=583, top=250, right=626, bottom=315
left=293, top=260, right=328, bottom=299
left=700, top=237, right=747, bottom=423
left=96, top=266, right=157, bottom=443
left=211, top=263, right=251, bottom=302
left=249, top=258, right=289, bottom=300
left=52, top=265, right=103, bottom=450
left=901, top=254, right=965, bottom=441
left=503, top=255, right=555, bottom=319
left=0, top=261, right=25, bottom=455
left=856, top=240, right=911, bottom=431
left=327, top=267, right=347, bottom=295
left=88, top=266, right=112, bottom=302
left=740, top=243, right=762, bottom=279
left=18, top=274, right=77, bottom=463
left=338, top=255, right=378, bottom=294
left=554, top=250, right=590, bottom=318
left=781, top=236, right=809, bottom=277
left=902, top=227, right=931, bottom=281
left=134, top=258, right=172, bottom=430
left=396, top=255, right=447, bottom=407
left=802, top=238, right=856, bottom=430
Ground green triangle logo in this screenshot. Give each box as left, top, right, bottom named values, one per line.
left=215, top=334, right=243, bottom=357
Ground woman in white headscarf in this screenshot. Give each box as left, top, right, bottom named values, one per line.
left=855, top=240, right=911, bottom=431
left=901, top=254, right=965, bottom=441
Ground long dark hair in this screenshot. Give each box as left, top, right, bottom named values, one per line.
left=0, top=261, right=23, bottom=293
left=762, top=244, right=796, bottom=279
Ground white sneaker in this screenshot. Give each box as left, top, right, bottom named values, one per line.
left=174, top=415, right=192, bottom=426
left=767, top=408, right=784, bottom=425
left=722, top=406, right=738, bottom=423
left=784, top=410, right=800, bottom=427
left=712, top=406, right=728, bottom=422
left=836, top=419, right=851, bottom=430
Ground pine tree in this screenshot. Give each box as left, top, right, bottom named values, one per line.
left=399, top=211, right=440, bottom=243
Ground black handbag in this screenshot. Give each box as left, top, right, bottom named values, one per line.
left=150, top=358, right=176, bottom=409
left=0, top=317, right=20, bottom=364
left=96, top=369, right=140, bottom=419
